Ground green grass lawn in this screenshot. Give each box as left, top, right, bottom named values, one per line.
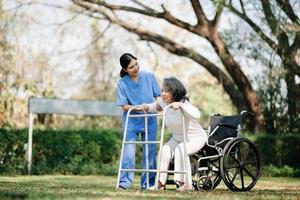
left=0, top=175, right=300, bottom=199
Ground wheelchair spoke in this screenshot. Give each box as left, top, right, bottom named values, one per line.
left=240, top=167, right=245, bottom=189
left=226, top=164, right=240, bottom=169
left=225, top=167, right=238, bottom=182
left=231, top=168, right=239, bottom=183
left=243, top=166, right=255, bottom=180
left=244, top=160, right=258, bottom=166
left=229, top=151, right=240, bottom=164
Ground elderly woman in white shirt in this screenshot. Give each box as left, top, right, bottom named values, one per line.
left=140, top=77, right=208, bottom=191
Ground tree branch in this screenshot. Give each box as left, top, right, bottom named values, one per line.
left=261, top=0, right=289, bottom=49
left=212, top=0, right=225, bottom=27
left=80, top=0, right=197, bottom=33
left=238, top=0, right=246, bottom=14
left=227, top=3, right=279, bottom=51
left=55, top=20, right=111, bottom=55
left=5, top=1, right=72, bottom=13
left=72, top=0, right=245, bottom=108
left=130, top=0, right=155, bottom=11
left=275, top=0, right=300, bottom=24
left=190, top=0, right=209, bottom=26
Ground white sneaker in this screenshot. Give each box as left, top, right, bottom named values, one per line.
left=176, top=184, right=194, bottom=192
left=147, top=186, right=156, bottom=190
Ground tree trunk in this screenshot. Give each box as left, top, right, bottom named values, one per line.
left=284, top=61, right=298, bottom=130
left=284, top=35, right=300, bottom=131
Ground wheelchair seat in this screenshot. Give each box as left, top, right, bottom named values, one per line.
left=208, top=115, right=241, bottom=147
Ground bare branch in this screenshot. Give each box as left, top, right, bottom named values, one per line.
left=4, top=2, right=72, bottom=13
left=238, top=0, right=246, bottom=14
left=79, top=0, right=198, bottom=34
left=227, top=3, right=279, bottom=52
left=56, top=19, right=111, bottom=55
left=130, top=0, right=155, bottom=11
left=275, top=0, right=300, bottom=24
left=212, top=0, right=225, bottom=26
left=261, top=0, right=289, bottom=48
left=44, top=10, right=85, bottom=27
left=190, top=0, right=209, bottom=26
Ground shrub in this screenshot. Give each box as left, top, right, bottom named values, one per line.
left=255, top=134, right=300, bottom=168
left=280, top=135, right=300, bottom=167
left=0, top=128, right=122, bottom=175
left=262, top=165, right=300, bottom=177
left=0, top=129, right=27, bottom=174
left=255, top=134, right=278, bottom=166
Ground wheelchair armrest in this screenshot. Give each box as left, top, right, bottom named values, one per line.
left=218, top=123, right=237, bottom=130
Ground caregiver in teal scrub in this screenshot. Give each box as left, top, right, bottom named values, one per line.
left=116, top=53, right=161, bottom=190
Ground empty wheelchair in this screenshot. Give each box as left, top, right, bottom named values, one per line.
left=191, top=110, right=261, bottom=191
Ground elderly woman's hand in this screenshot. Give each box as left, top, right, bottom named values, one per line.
left=170, top=102, right=182, bottom=110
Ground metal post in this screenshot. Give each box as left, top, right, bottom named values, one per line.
left=145, top=113, right=149, bottom=189
left=156, top=106, right=189, bottom=190
left=27, top=112, right=34, bottom=174
left=116, top=108, right=133, bottom=189
left=155, top=105, right=171, bottom=190
left=182, top=114, right=189, bottom=190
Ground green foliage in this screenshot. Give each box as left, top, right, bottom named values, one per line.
left=280, top=135, right=300, bottom=167
left=0, top=128, right=122, bottom=175
left=262, top=165, right=300, bottom=177
left=255, top=134, right=300, bottom=168
left=0, top=129, right=27, bottom=174
left=1, top=129, right=300, bottom=177
left=255, top=134, right=278, bottom=165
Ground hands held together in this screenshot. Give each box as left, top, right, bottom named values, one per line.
left=135, top=104, right=149, bottom=112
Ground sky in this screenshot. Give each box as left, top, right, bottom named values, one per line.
left=4, top=0, right=297, bottom=100
left=3, top=0, right=208, bottom=98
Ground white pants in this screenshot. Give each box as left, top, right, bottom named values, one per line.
left=157, top=134, right=207, bottom=185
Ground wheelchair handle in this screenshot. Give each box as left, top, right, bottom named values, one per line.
left=240, top=110, right=254, bottom=116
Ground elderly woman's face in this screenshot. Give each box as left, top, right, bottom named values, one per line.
left=161, top=85, right=174, bottom=104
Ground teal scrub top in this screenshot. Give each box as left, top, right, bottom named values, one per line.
left=116, top=71, right=161, bottom=130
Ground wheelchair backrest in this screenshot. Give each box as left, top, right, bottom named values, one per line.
left=208, top=115, right=242, bottom=146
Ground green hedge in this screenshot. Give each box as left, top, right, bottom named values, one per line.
left=0, top=128, right=122, bottom=175
left=255, top=134, right=300, bottom=168
left=1, top=129, right=300, bottom=176
left=0, top=129, right=27, bottom=174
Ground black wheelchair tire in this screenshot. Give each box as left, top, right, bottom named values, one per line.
left=220, top=137, right=261, bottom=191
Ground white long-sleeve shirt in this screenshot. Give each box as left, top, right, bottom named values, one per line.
left=147, top=98, right=207, bottom=142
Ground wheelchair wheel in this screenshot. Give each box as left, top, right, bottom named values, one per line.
left=220, top=137, right=260, bottom=191
left=196, top=176, right=214, bottom=191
